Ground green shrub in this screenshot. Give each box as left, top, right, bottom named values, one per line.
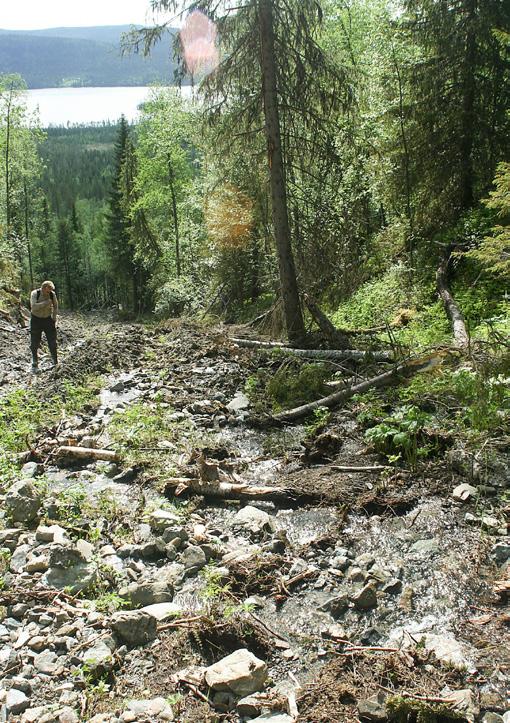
left=364, top=405, right=434, bottom=468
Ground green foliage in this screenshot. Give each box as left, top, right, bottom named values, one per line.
left=154, top=276, right=198, bottom=318
left=246, top=360, right=331, bottom=412
left=387, top=695, right=464, bottom=722
left=364, top=405, right=434, bottom=468
left=200, top=564, right=231, bottom=602
left=305, top=406, right=331, bottom=436
left=0, top=388, right=49, bottom=452
left=90, top=591, right=129, bottom=614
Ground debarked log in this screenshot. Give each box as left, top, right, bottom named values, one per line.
left=436, top=256, right=469, bottom=348
left=57, top=446, right=119, bottom=462
left=270, top=353, right=445, bottom=424
left=231, top=338, right=393, bottom=363
left=165, top=477, right=317, bottom=503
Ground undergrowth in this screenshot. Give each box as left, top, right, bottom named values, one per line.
left=245, top=358, right=331, bottom=412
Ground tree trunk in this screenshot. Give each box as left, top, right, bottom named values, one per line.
left=436, top=256, right=469, bottom=348
left=459, top=0, right=477, bottom=210
left=23, top=179, right=34, bottom=288
left=231, top=337, right=393, bottom=362
left=168, top=157, right=181, bottom=277
left=258, top=0, right=305, bottom=346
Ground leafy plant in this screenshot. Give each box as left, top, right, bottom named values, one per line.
left=365, top=405, right=434, bottom=468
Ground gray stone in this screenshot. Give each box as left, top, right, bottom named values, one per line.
left=249, top=715, right=294, bottom=723
left=410, top=539, right=439, bottom=555
left=453, top=483, right=478, bottom=502
left=33, top=650, right=61, bottom=674
left=358, top=692, right=387, bottom=721
left=112, top=610, right=158, bottom=646
left=5, top=480, right=42, bottom=523
left=233, top=506, right=274, bottom=535
left=382, top=578, right=403, bottom=595
left=21, top=462, right=43, bottom=478
left=140, top=603, right=182, bottom=621
left=123, top=697, right=174, bottom=721
left=6, top=688, right=30, bottom=715
left=502, top=713, right=510, bottom=723
left=149, top=509, right=182, bottom=533
left=0, top=529, right=22, bottom=550
left=491, top=538, right=510, bottom=565
left=482, top=714, right=504, bottom=723
left=481, top=515, right=501, bottom=533
left=0, top=645, right=18, bottom=671
left=205, top=648, right=268, bottom=696
left=82, top=638, right=115, bottom=674
left=180, top=545, right=207, bottom=575
left=76, top=539, right=94, bottom=560
left=330, top=555, right=350, bottom=571
left=448, top=689, right=479, bottom=722
left=162, top=527, right=188, bottom=544
left=43, top=561, right=97, bottom=594
left=119, top=580, right=174, bottom=607
left=351, top=584, right=378, bottom=611
left=49, top=543, right=87, bottom=568
left=320, top=594, right=349, bottom=618
left=139, top=539, right=166, bottom=559
left=236, top=692, right=267, bottom=717
left=10, top=544, right=32, bottom=573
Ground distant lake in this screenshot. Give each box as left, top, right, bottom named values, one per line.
left=26, top=86, right=194, bottom=126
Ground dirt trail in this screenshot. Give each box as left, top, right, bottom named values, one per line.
left=0, top=316, right=508, bottom=722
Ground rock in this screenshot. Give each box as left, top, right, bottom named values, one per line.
left=10, top=544, right=32, bottom=573
left=249, top=715, right=294, bottom=723
left=35, top=524, right=67, bottom=544
left=112, top=467, right=137, bottom=483
left=25, top=555, right=49, bottom=573
left=482, top=714, right=504, bottom=723
left=448, top=689, right=479, bottom=722
left=481, top=515, right=502, bottom=534
left=382, top=578, right=403, bottom=595
left=233, top=506, right=274, bottom=535
left=502, top=713, right=510, bottom=723
left=351, top=584, right=378, bottom=610
left=82, top=638, right=115, bottom=674
left=21, top=462, right=43, bottom=478
left=418, top=634, right=470, bottom=670
left=410, top=539, right=439, bottom=555
left=33, top=650, right=62, bottom=674
left=6, top=688, right=30, bottom=715
left=322, top=624, right=347, bottom=640
left=237, top=692, right=268, bottom=717
left=358, top=692, right=387, bottom=721
left=49, top=543, right=87, bottom=568
left=76, top=539, right=94, bottom=560
left=226, top=392, right=250, bottom=411
left=453, top=483, right=478, bottom=502
left=149, top=509, right=182, bottom=533
left=180, top=545, right=207, bottom=575
left=21, top=707, right=52, bottom=723
left=43, top=561, right=97, bottom=594
left=0, top=528, right=22, bottom=550
left=140, top=602, right=182, bottom=621
left=5, top=480, right=41, bottom=523
left=122, top=697, right=174, bottom=721
left=319, top=594, right=349, bottom=618
left=112, top=610, right=158, bottom=646
left=491, top=538, right=510, bottom=565
left=119, top=580, right=174, bottom=607
left=205, top=648, right=268, bottom=696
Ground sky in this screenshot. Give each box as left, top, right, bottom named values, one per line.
left=0, top=0, right=185, bottom=31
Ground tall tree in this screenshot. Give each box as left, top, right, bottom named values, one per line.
left=130, top=1, right=349, bottom=343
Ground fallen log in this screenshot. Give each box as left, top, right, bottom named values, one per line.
left=436, top=256, right=469, bottom=348
left=58, top=446, right=119, bottom=462
left=165, top=477, right=316, bottom=503
left=271, top=352, right=445, bottom=424
left=303, top=294, right=350, bottom=349
left=231, top=338, right=393, bottom=363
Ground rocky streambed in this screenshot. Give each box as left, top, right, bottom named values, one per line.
left=0, top=320, right=508, bottom=722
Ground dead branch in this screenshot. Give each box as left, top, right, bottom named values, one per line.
left=165, top=477, right=316, bottom=503
left=330, top=465, right=390, bottom=472
left=436, top=256, right=469, bottom=348
left=231, top=337, right=393, bottom=362
left=271, top=353, right=444, bottom=424
left=57, top=446, right=119, bottom=462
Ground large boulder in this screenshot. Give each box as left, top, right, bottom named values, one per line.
left=5, top=480, right=42, bottom=524
left=205, top=649, right=268, bottom=697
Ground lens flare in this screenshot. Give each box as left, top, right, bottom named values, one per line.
left=180, top=10, right=219, bottom=76
left=206, top=184, right=254, bottom=250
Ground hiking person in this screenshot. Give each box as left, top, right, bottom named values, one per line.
left=30, top=280, right=59, bottom=373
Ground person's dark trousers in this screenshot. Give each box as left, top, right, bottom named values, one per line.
left=30, top=315, right=58, bottom=366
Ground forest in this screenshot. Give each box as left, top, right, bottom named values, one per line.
left=0, top=1, right=509, bottom=721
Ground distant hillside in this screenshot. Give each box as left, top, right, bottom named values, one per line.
left=0, top=25, right=179, bottom=88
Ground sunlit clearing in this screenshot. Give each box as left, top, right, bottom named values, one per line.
left=180, top=10, right=219, bottom=76
left=206, top=184, right=254, bottom=250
